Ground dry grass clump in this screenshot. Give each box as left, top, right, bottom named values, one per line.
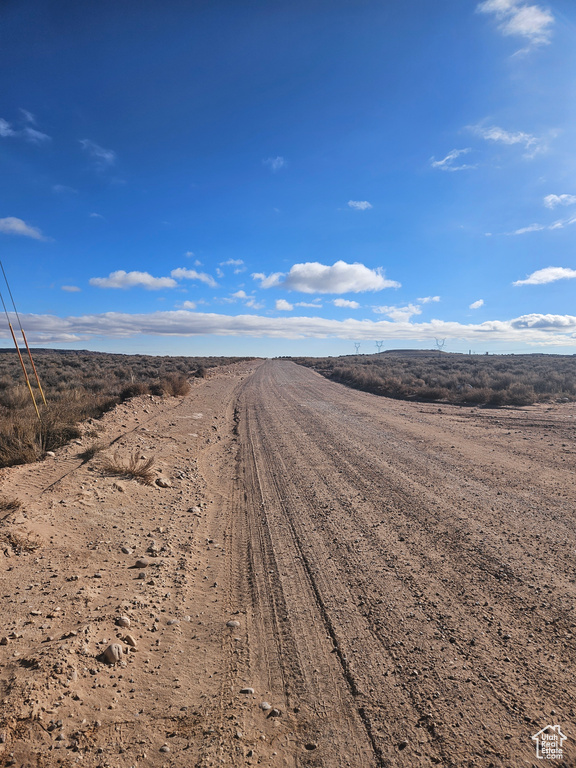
left=292, top=352, right=576, bottom=407
left=0, top=496, right=22, bottom=513
left=77, top=440, right=106, bottom=462
left=0, top=530, right=41, bottom=554
left=100, top=450, right=156, bottom=485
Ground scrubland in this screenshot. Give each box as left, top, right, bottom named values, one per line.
left=291, top=351, right=576, bottom=406
left=0, top=349, right=252, bottom=468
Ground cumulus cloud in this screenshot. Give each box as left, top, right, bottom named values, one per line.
left=430, top=148, right=476, bottom=172
left=61, top=285, right=81, bottom=293
left=254, top=260, right=400, bottom=294
left=232, top=290, right=248, bottom=299
left=89, top=270, right=177, bottom=290
left=469, top=123, right=544, bottom=155
left=333, top=299, right=359, bottom=309
left=469, top=299, right=485, bottom=309
left=170, top=267, right=218, bottom=288
left=477, top=0, right=554, bottom=46
left=181, top=300, right=196, bottom=309
left=347, top=200, right=373, bottom=210
left=80, top=139, right=116, bottom=168
left=263, top=156, right=286, bottom=172
left=221, top=259, right=244, bottom=266
left=418, top=296, right=441, bottom=304
left=9, top=309, right=576, bottom=347
left=373, top=303, right=423, bottom=322
left=295, top=300, right=323, bottom=308
left=0, top=217, right=47, bottom=240
left=544, top=194, right=576, bottom=209
left=276, top=299, right=294, bottom=311
left=513, top=266, right=576, bottom=286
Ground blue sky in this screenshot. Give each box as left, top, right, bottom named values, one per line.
left=1, top=0, right=575, bottom=356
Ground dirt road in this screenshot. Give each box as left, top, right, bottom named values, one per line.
left=1, top=359, right=575, bottom=767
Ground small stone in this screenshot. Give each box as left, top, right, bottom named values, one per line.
left=259, top=701, right=272, bottom=711
left=0, top=637, right=8, bottom=646
left=124, top=634, right=137, bottom=648
left=155, top=477, right=171, bottom=488
left=267, top=708, right=281, bottom=718
left=121, top=546, right=133, bottom=555
left=103, top=644, right=123, bottom=664
left=159, top=744, right=170, bottom=753
left=398, top=740, right=408, bottom=750
left=304, top=743, right=317, bottom=751
left=113, top=482, right=126, bottom=492
left=46, top=451, right=56, bottom=458
left=240, top=687, right=254, bottom=695
left=226, top=620, right=240, bottom=628
left=167, top=619, right=179, bottom=626
left=116, top=616, right=131, bottom=628
left=137, top=572, right=146, bottom=580
left=135, top=557, right=150, bottom=568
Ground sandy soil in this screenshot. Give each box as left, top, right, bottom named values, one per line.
left=0, top=359, right=574, bottom=768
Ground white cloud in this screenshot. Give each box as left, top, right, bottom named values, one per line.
left=0, top=119, right=15, bottom=137
left=511, top=223, right=546, bottom=235
left=220, top=258, right=244, bottom=266
left=295, top=301, right=323, bottom=308
left=0, top=217, right=46, bottom=240
left=469, top=123, right=544, bottom=155
left=254, top=260, right=400, bottom=294
left=185, top=251, right=195, bottom=258
left=20, top=109, right=36, bottom=124
left=232, top=290, right=248, bottom=299
left=333, top=298, right=360, bottom=308
left=216, top=267, right=224, bottom=278
left=89, top=270, right=177, bottom=290
left=263, top=156, right=286, bottom=172
left=181, top=300, right=196, bottom=309
left=477, top=0, right=554, bottom=46
left=22, top=127, right=50, bottom=144
left=0, top=115, right=50, bottom=143
left=61, top=285, right=81, bottom=293
left=53, top=184, right=78, bottom=194
left=513, top=266, right=576, bottom=286
left=11, top=309, right=576, bottom=347
left=347, top=200, right=373, bottom=210
left=430, top=148, right=475, bottom=172
left=276, top=299, right=294, bottom=311
left=252, top=271, right=284, bottom=289
left=170, top=267, right=218, bottom=288
left=373, top=303, right=422, bottom=322
left=79, top=139, right=116, bottom=167
left=417, top=296, right=441, bottom=304
left=544, top=194, right=576, bottom=209
left=89, top=212, right=104, bottom=219
left=469, top=299, right=485, bottom=309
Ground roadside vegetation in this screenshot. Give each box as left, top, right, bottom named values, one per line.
left=0, top=349, right=252, bottom=469
left=291, top=351, right=576, bottom=407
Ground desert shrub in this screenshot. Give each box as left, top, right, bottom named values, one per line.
left=100, top=450, right=155, bottom=485
left=292, top=352, right=576, bottom=407
left=158, top=373, right=191, bottom=397
left=119, top=381, right=151, bottom=400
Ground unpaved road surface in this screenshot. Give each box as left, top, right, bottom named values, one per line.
left=1, top=359, right=575, bottom=767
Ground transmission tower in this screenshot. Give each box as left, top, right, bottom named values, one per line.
left=375, top=341, right=384, bottom=353
left=354, top=342, right=361, bottom=354
left=434, top=338, right=446, bottom=356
